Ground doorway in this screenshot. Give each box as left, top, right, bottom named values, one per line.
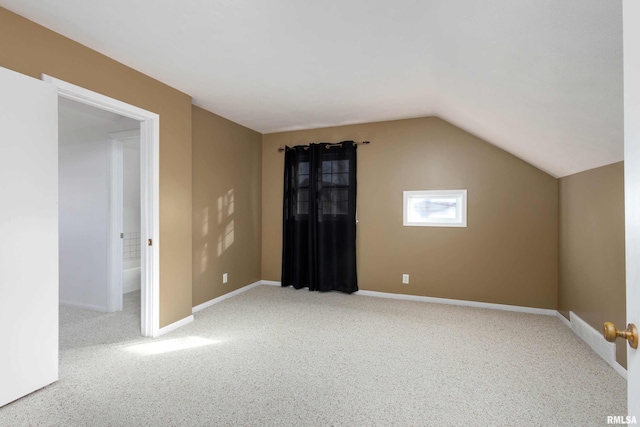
left=45, top=74, right=161, bottom=338
left=58, top=98, right=139, bottom=318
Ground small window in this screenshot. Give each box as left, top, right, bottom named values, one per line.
left=295, top=159, right=352, bottom=217
left=403, top=190, right=467, bottom=227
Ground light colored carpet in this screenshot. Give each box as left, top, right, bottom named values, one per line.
left=0, top=285, right=626, bottom=426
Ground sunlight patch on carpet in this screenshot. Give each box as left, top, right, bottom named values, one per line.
left=122, top=336, right=222, bottom=356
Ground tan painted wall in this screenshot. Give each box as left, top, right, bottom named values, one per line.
left=0, top=7, right=193, bottom=327
left=192, top=106, right=262, bottom=306
left=262, top=117, right=559, bottom=308
left=558, top=162, right=626, bottom=367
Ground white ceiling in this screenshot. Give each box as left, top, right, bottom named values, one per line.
left=0, top=0, right=622, bottom=177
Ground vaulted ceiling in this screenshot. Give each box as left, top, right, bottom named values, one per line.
left=0, top=0, right=622, bottom=177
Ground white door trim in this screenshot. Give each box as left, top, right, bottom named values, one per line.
left=623, top=0, right=640, bottom=417
left=42, top=75, right=161, bottom=338
left=107, top=136, right=124, bottom=312
left=108, top=129, right=142, bottom=311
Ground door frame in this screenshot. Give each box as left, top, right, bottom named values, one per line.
left=107, top=129, right=140, bottom=312
left=43, top=75, right=161, bottom=338
left=623, top=0, right=640, bottom=417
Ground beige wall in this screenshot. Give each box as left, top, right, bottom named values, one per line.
left=192, top=106, right=262, bottom=305
left=262, top=117, right=559, bottom=308
left=558, top=162, right=626, bottom=367
left=0, top=8, right=193, bottom=327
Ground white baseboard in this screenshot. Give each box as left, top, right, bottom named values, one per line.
left=267, top=281, right=555, bottom=315
left=261, top=280, right=281, bottom=286
left=123, top=284, right=140, bottom=294
left=556, top=311, right=572, bottom=328
left=355, top=289, right=557, bottom=316
left=559, top=311, right=627, bottom=379
left=60, top=299, right=108, bottom=312
left=612, top=360, right=628, bottom=379
left=156, top=315, right=194, bottom=337
left=192, top=280, right=263, bottom=313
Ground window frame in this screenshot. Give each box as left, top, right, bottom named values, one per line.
left=295, top=161, right=311, bottom=217
left=403, top=189, right=467, bottom=227
left=294, top=157, right=353, bottom=219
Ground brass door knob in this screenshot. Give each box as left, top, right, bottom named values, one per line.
left=603, top=322, right=638, bottom=349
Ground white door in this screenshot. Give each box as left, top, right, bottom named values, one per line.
left=624, top=0, right=640, bottom=418
left=0, top=66, right=58, bottom=407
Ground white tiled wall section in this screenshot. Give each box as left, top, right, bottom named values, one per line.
left=123, top=232, right=141, bottom=260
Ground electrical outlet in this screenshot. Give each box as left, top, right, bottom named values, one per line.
left=402, top=274, right=409, bottom=284
left=223, top=273, right=228, bottom=284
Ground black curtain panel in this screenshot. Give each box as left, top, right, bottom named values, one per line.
left=281, top=141, right=358, bottom=293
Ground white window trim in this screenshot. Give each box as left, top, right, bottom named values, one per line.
left=403, top=189, right=467, bottom=227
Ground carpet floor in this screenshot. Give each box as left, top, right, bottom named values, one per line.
left=0, top=285, right=627, bottom=426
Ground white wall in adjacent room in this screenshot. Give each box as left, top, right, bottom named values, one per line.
left=123, top=138, right=140, bottom=235
left=58, top=118, right=138, bottom=311
left=122, top=136, right=141, bottom=294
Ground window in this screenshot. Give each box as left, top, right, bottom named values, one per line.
left=295, top=159, right=351, bottom=217
left=321, top=159, right=349, bottom=215
left=403, top=190, right=467, bottom=227
left=296, top=162, right=310, bottom=215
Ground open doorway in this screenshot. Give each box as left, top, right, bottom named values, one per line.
left=58, top=97, right=142, bottom=328
left=58, top=97, right=140, bottom=320
left=45, top=74, right=161, bottom=337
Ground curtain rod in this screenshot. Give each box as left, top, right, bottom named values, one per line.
left=277, top=141, right=370, bottom=153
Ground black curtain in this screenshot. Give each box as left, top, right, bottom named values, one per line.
left=281, top=141, right=358, bottom=293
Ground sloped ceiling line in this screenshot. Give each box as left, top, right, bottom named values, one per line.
left=0, top=0, right=623, bottom=177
